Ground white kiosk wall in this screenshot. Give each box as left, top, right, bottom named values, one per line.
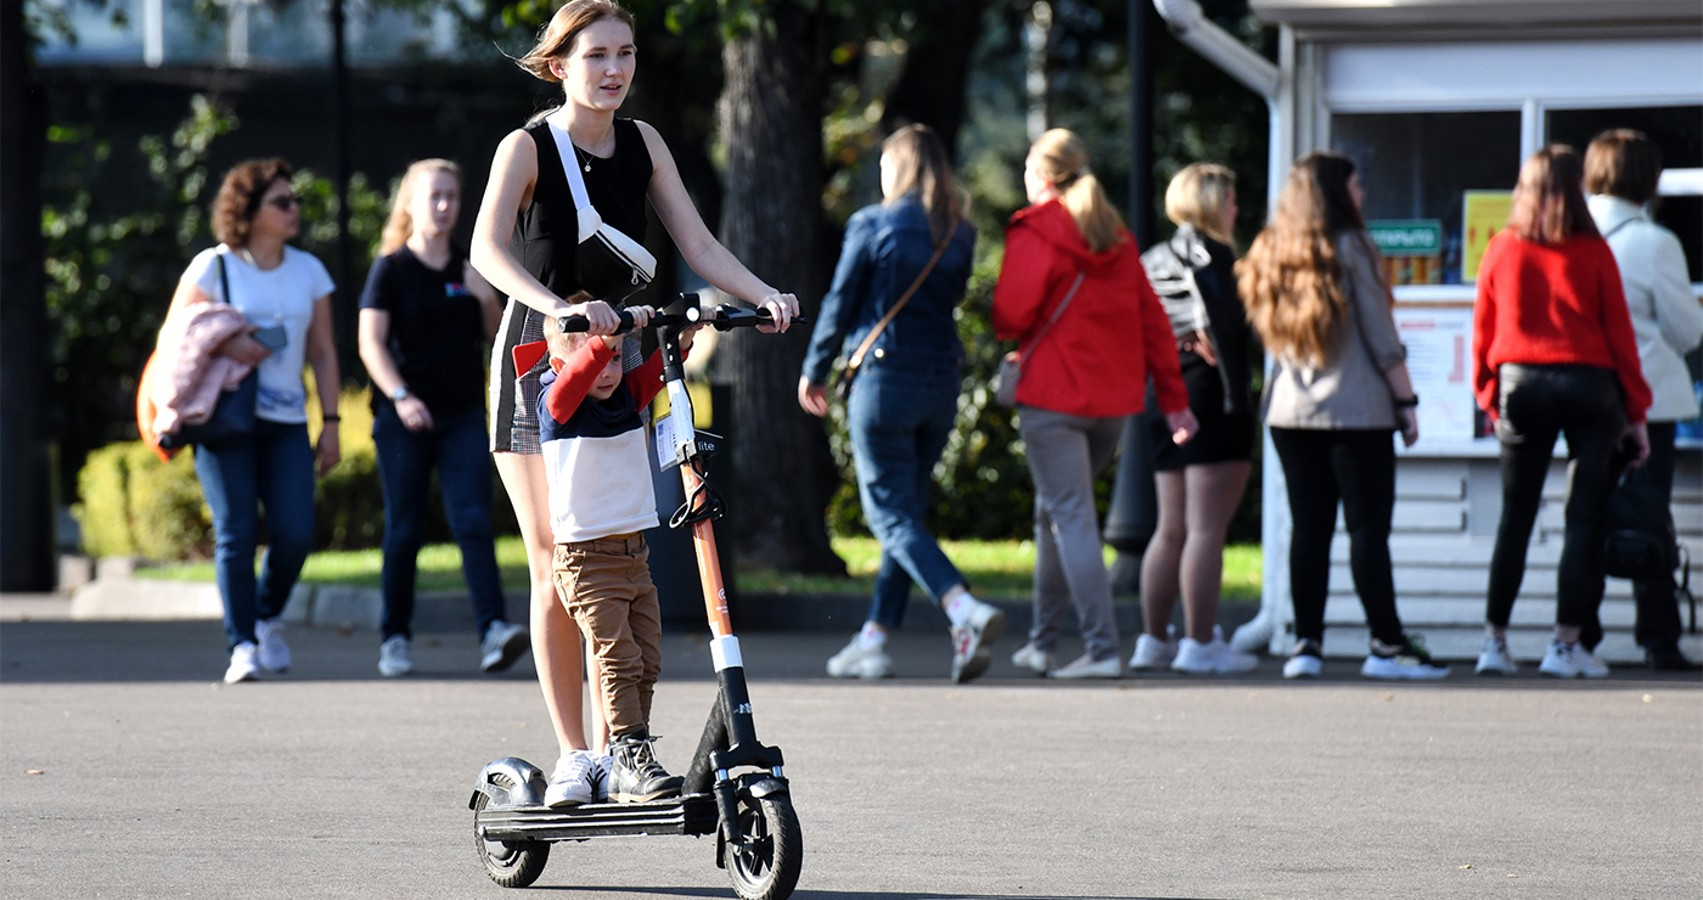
left=1241, top=26, right=1703, bottom=663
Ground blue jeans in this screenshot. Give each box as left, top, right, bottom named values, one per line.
left=193, top=420, right=317, bottom=651
left=846, top=359, right=965, bottom=629
left=373, top=404, right=509, bottom=641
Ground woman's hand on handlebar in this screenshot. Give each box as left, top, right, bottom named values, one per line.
left=565, top=299, right=622, bottom=335
left=756, top=292, right=800, bottom=333
left=598, top=305, right=654, bottom=349
left=797, top=377, right=829, bottom=418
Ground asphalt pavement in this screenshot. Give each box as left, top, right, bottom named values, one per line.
left=2, top=613, right=1700, bottom=900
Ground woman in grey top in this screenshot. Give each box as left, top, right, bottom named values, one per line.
left=1236, top=152, right=1448, bottom=681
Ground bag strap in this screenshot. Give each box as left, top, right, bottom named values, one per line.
left=844, top=215, right=958, bottom=374
left=217, top=251, right=231, bottom=306
left=545, top=109, right=596, bottom=215
left=1015, top=271, right=1086, bottom=365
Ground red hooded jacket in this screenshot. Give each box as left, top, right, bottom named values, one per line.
left=993, top=199, right=1188, bottom=417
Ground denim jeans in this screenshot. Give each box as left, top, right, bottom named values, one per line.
left=1486, top=364, right=1626, bottom=632
left=846, top=358, right=965, bottom=629
left=193, top=420, right=317, bottom=650
left=373, top=404, right=508, bottom=641
left=1269, top=427, right=1405, bottom=647
left=1019, top=407, right=1125, bottom=662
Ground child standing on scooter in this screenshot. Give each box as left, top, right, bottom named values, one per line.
left=538, top=298, right=696, bottom=805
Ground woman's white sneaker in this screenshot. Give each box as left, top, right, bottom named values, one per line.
left=1129, top=633, right=1177, bottom=670
left=545, top=751, right=597, bottom=808
left=826, top=635, right=894, bottom=679
left=1049, top=654, right=1123, bottom=679
left=1010, top=642, right=1054, bottom=676
left=1172, top=634, right=1258, bottom=674
left=224, top=642, right=261, bottom=684
left=378, top=635, right=414, bottom=677
left=255, top=617, right=291, bottom=673
left=1539, top=640, right=1609, bottom=678
left=1475, top=636, right=1518, bottom=675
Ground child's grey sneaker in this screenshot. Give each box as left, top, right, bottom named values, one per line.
left=480, top=620, right=530, bottom=673
left=378, top=635, right=414, bottom=678
left=224, top=641, right=261, bottom=684
left=608, top=732, right=683, bottom=803
left=256, top=617, right=291, bottom=673
left=826, top=635, right=894, bottom=679
left=1010, top=642, right=1054, bottom=676
left=1362, top=634, right=1451, bottom=680
left=1049, top=653, right=1123, bottom=679
left=950, top=601, right=1005, bottom=684
left=1475, top=636, right=1518, bottom=675
left=545, top=751, right=597, bottom=808
left=1283, top=639, right=1323, bottom=679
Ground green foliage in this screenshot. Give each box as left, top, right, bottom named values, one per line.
left=74, top=441, right=209, bottom=561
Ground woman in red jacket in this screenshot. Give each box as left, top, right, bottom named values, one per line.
left=1473, top=144, right=1651, bottom=679
left=995, top=128, right=1197, bottom=679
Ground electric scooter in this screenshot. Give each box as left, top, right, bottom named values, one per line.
left=469, top=293, right=803, bottom=900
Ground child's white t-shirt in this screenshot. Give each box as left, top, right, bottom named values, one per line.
left=183, top=245, right=335, bottom=424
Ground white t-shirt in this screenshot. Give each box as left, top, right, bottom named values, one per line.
left=184, top=245, right=335, bottom=423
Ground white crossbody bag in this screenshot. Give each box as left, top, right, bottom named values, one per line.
left=545, top=110, right=658, bottom=302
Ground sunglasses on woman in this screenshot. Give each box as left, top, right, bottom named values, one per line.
left=265, top=194, right=302, bottom=211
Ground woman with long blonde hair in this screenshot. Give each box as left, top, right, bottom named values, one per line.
left=798, top=124, right=1001, bottom=683
left=356, top=159, right=520, bottom=680
left=1236, top=151, right=1446, bottom=681
left=996, top=128, right=1197, bottom=679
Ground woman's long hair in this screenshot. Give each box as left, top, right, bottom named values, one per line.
left=881, top=124, right=964, bottom=245
left=514, top=0, right=635, bottom=83
left=1235, top=152, right=1366, bottom=368
left=378, top=159, right=461, bottom=256
left=1165, top=162, right=1237, bottom=248
left=210, top=158, right=294, bottom=249
left=1508, top=145, right=1600, bottom=245
left=1029, top=128, right=1125, bottom=254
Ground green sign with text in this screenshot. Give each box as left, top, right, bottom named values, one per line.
left=1368, top=219, right=1443, bottom=257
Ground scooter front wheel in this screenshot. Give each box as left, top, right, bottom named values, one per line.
left=723, top=794, right=803, bottom=900
left=472, top=793, right=550, bottom=888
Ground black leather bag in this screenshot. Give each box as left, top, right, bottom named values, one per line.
left=1603, top=460, right=1679, bottom=582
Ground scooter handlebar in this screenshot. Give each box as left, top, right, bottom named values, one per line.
left=555, top=294, right=803, bottom=336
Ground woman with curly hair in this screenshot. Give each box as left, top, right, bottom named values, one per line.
left=164, top=157, right=341, bottom=683
left=1236, top=151, right=1446, bottom=681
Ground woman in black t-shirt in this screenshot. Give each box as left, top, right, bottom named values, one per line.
left=358, top=159, right=529, bottom=679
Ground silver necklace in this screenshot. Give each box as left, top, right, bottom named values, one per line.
left=571, top=142, right=594, bottom=173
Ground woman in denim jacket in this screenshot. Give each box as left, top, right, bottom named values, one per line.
left=799, top=124, right=1005, bottom=684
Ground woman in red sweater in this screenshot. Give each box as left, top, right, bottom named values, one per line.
left=994, top=128, right=1196, bottom=679
left=1473, top=144, right=1651, bottom=679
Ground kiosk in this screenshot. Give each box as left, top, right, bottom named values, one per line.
left=1157, top=0, right=1703, bottom=662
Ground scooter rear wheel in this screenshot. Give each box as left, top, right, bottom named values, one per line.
left=724, top=795, right=802, bottom=900
left=472, top=793, right=550, bottom=888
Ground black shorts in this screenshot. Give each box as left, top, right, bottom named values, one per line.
left=1153, top=354, right=1256, bottom=471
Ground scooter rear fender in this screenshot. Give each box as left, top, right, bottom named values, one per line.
left=469, top=757, right=547, bottom=810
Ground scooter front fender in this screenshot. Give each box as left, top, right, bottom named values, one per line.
left=737, top=775, right=789, bottom=802
left=469, top=757, right=547, bottom=810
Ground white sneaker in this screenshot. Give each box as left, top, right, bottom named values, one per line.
left=949, top=600, right=1005, bottom=684
left=825, top=635, right=894, bottom=679
left=255, top=617, right=291, bottom=673
left=378, top=635, right=414, bottom=677
left=1172, top=632, right=1258, bottom=674
left=1361, top=636, right=1451, bottom=681
left=545, top=751, right=597, bottom=808
left=224, top=642, right=260, bottom=684
left=1049, top=654, right=1123, bottom=679
left=1539, top=640, right=1609, bottom=679
left=591, top=753, right=613, bottom=802
left=1282, top=639, right=1323, bottom=679
left=480, top=620, right=530, bottom=673
left=1475, top=636, right=1518, bottom=676
left=1129, top=633, right=1177, bottom=670
left=1010, top=642, right=1054, bottom=676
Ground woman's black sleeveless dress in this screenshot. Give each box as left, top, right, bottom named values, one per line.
left=488, top=115, right=654, bottom=453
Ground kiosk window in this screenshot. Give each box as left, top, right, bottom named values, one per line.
left=1547, top=105, right=1703, bottom=282
left=1333, top=111, right=1522, bottom=284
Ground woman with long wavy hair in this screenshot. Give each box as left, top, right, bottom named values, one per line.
left=996, top=128, right=1197, bottom=679
left=1237, top=151, right=1447, bottom=681
left=1473, top=144, right=1651, bottom=678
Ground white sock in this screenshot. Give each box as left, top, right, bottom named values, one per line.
left=943, top=591, right=981, bottom=628
left=856, top=622, right=887, bottom=649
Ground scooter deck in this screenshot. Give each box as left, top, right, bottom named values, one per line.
left=478, top=793, right=718, bottom=842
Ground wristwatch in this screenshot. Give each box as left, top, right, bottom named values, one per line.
left=391, top=386, right=410, bottom=402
